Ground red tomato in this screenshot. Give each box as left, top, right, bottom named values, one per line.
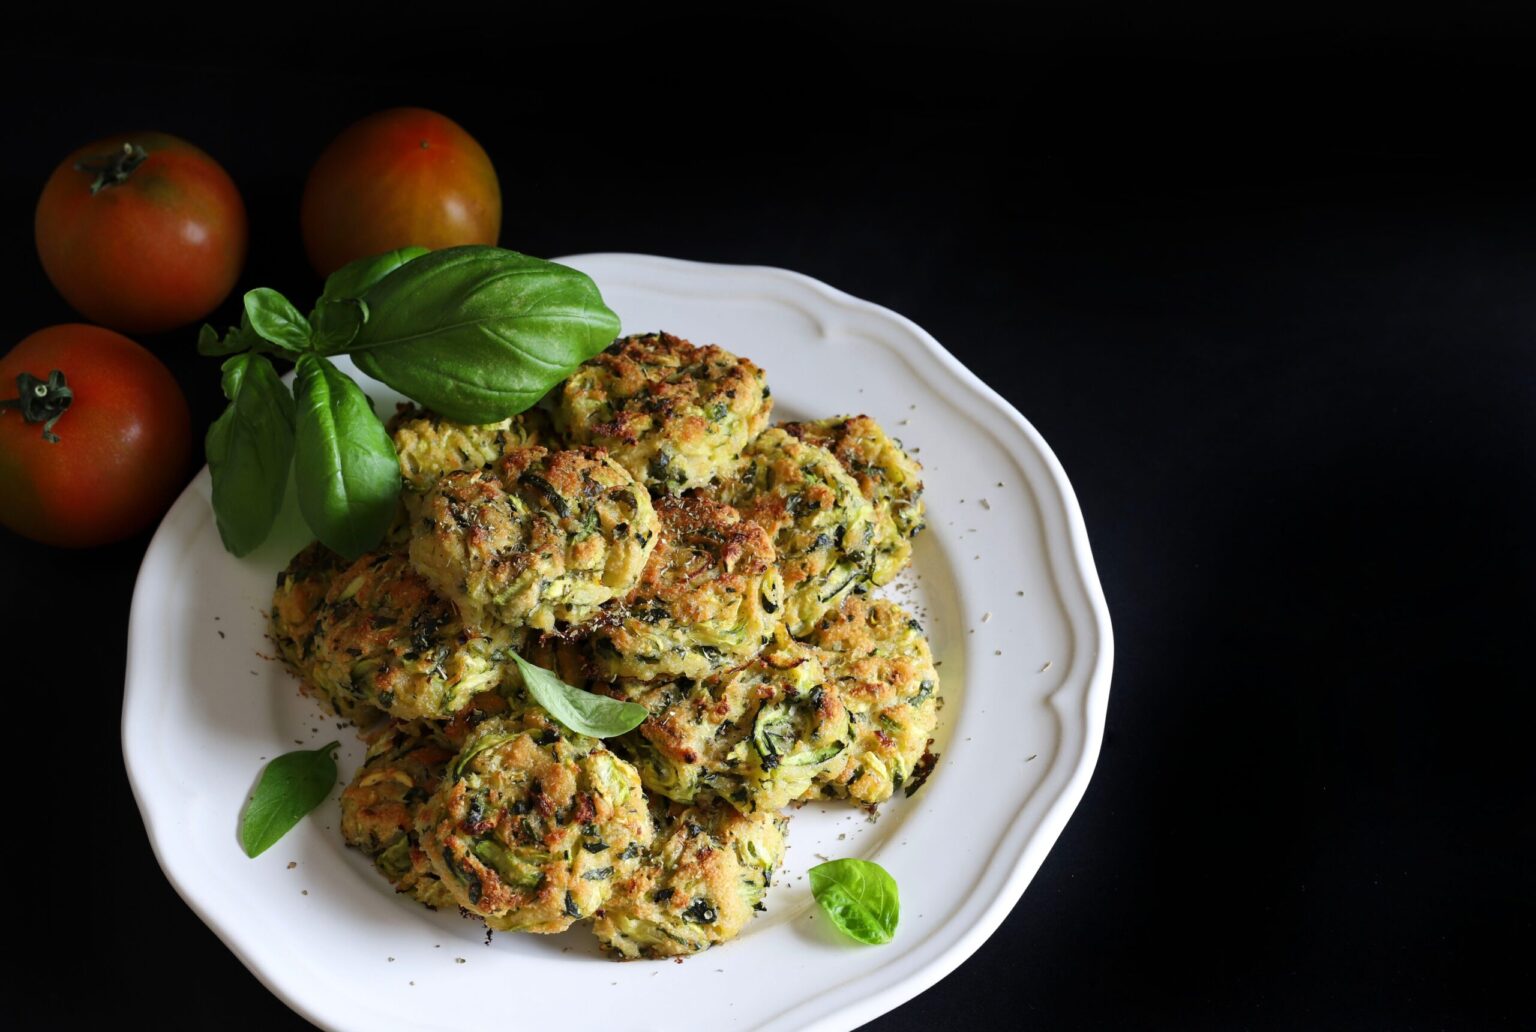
left=0, top=325, right=192, bottom=548
left=35, top=132, right=248, bottom=335
left=301, top=107, right=501, bottom=277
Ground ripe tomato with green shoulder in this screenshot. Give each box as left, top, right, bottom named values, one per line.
left=35, top=132, right=248, bottom=334
left=0, top=325, right=192, bottom=548
left=301, top=107, right=501, bottom=277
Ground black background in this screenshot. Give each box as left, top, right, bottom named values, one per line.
left=5, top=9, right=1533, bottom=1029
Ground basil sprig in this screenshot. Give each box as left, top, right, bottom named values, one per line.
left=200, top=246, right=620, bottom=558
left=809, top=858, right=900, bottom=944
left=511, top=653, right=647, bottom=738
left=240, top=741, right=341, bottom=858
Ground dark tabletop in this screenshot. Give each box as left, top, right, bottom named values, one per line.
left=5, top=11, right=1532, bottom=1030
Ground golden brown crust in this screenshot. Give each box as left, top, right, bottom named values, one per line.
left=589, top=494, right=784, bottom=681
left=804, top=595, right=940, bottom=804
left=725, top=428, right=876, bottom=635
left=610, top=635, right=851, bottom=814
left=269, top=541, right=349, bottom=674
left=301, top=550, right=516, bottom=721
left=408, top=446, right=658, bottom=631
left=781, top=415, right=925, bottom=584
left=339, top=722, right=460, bottom=909
left=555, top=332, right=771, bottom=493
left=593, top=799, right=786, bottom=958
left=388, top=403, right=551, bottom=495
left=415, top=713, right=653, bottom=933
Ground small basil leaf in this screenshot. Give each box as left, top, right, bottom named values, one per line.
left=320, top=246, right=431, bottom=302
left=240, top=741, right=341, bottom=858
left=511, top=653, right=646, bottom=738
left=292, top=355, right=401, bottom=559
left=309, top=297, right=369, bottom=353
left=198, top=313, right=262, bottom=357
left=349, top=246, right=621, bottom=423
left=218, top=352, right=250, bottom=400
left=244, top=287, right=312, bottom=353
left=206, top=353, right=295, bottom=556
left=197, top=323, right=238, bottom=356
left=808, top=858, right=899, bottom=945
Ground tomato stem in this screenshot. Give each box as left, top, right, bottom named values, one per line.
left=74, top=142, right=150, bottom=195
left=0, top=371, right=73, bottom=443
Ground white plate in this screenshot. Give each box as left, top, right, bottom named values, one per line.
left=123, top=253, right=1113, bottom=1031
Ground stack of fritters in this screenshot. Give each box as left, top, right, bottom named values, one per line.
left=270, top=331, right=937, bottom=959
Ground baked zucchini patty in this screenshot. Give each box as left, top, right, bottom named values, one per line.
left=300, top=550, right=519, bottom=721
left=409, top=447, right=659, bottom=632
left=270, top=541, right=355, bottom=711
left=554, top=332, right=771, bottom=493
left=589, top=494, right=785, bottom=682
left=339, top=722, right=459, bottom=910
left=388, top=403, right=551, bottom=496
left=416, top=712, right=652, bottom=933
left=594, top=799, right=786, bottom=959
left=725, top=428, right=876, bottom=636
left=613, top=635, right=850, bottom=814
left=805, top=595, right=940, bottom=804
left=781, top=415, right=925, bottom=585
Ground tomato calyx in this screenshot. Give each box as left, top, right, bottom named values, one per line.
left=1, top=370, right=74, bottom=443
left=74, top=142, right=150, bottom=195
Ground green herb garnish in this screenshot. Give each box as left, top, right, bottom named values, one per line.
left=239, top=741, right=341, bottom=858
left=292, top=354, right=400, bottom=560
left=200, top=245, right=621, bottom=558
left=204, top=353, right=294, bottom=556
left=808, top=858, right=900, bottom=945
left=510, top=653, right=647, bottom=738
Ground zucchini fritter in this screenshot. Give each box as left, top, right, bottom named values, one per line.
left=594, top=799, right=785, bottom=959
left=339, top=722, right=459, bottom=910
left=614, top=635, right=850, bottom=814
left=781, top=415, right=925, bottom=585
left=554, top=332, right=771, bottom=494
left=416, top=712, right=653, bottom=933
left=388, top=403, right=550, bottom=495
left=409, top=447, right=659, bottom=632
left=805, top=595, right=940, bottom=804
left=305, top=550, right=519, bottom=721
left=589, top=494, right=785, bottom=682
left=269, top=541, right=355, bottom=707
left=725, top=428, right=876, bottom=636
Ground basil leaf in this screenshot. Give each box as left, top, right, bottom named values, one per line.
left=292, top=355, right=401, bottom=559
left=511, top=653, right=646, bottom=738
left=309, top=297, right=369, bottom=353
left=243, top=288, right=312, bottom=353
left=240, top=741, right=341, bottom=858
left=349, top=246, right=621, bottom=423
left=808, top=858, right=900, bottom=945
left=206, top=353, right=295, bottom=556
left=320, top=246, right=430, bottom=302
left=198, top=313, right=262, bottom=357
